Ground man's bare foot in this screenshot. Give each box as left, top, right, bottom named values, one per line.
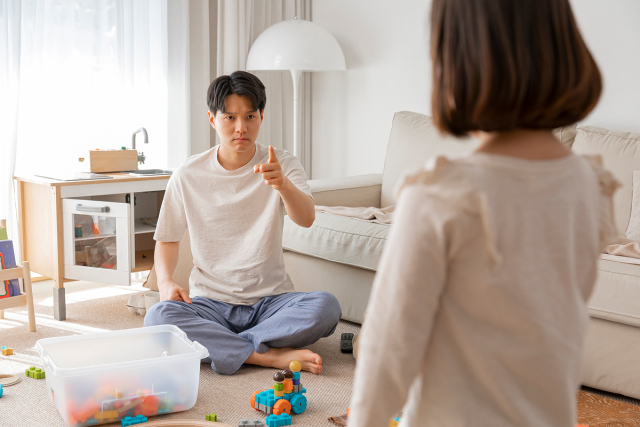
left=245, top=347, right=323, bottom=374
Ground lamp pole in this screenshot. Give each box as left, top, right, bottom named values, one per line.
left=291, top=69, right=302, bottom=159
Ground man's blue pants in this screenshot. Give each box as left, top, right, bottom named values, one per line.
left=144, top=291, right=342, bottom=375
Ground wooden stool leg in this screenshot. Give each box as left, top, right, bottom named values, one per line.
left=22, top=261, right=36, bottom=332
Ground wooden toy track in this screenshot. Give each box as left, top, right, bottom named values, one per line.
left=141, top=421, right=233, bottom=427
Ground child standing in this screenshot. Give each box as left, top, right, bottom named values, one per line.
left=348, top=1, right=617, bottom=426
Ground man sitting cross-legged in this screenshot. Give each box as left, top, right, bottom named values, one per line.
left=144, top=71, right=341, bottom=375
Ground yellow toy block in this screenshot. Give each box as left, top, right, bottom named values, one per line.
left=1, top=347, right=13, bottom=356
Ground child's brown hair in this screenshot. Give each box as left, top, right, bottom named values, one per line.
left=430, top=0, right=602, bottom=137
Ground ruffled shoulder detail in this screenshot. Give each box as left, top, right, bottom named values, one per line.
left=581, top=155, right=621, bottom=248
left=394, top=156, right=501, bottom=265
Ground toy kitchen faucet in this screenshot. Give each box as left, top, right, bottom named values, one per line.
left=132, top=127, right=149, bottom=165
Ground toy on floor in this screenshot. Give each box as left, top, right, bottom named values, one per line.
left=206, top=414, right=217, bottom=422
left=121, top=415, right=148, bottom=426
left=25, top=366, right=45, bottom=379
left=335, top=409, right=401, bottom=427
left=238, top=421, right=265, bottom=426
left=1, top=346, right=13, bottom=356
left=250, top=361, right=307, bottom=417
left=340, top=333, right=354, bottom=353
left=0, top=384, right=3, bottom=397
left=265, top=413, right=291, bottom=427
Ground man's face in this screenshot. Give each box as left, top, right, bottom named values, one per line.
left=209, top=94, right=264, bottom=154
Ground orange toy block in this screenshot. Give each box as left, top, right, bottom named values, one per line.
left=283, top=379, right=293, bottom=393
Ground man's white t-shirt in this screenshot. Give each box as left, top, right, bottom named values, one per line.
left=154, top=143, right=312, bottom=305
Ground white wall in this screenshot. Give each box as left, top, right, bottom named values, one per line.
left=571, top=0, right=640, bottom=133
left=310, top=0, right=640, bottom=179
left=310, top=0, right=432, bottom=179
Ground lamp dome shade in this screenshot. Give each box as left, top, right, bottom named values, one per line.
left=246, top=19, right=346, bottom=72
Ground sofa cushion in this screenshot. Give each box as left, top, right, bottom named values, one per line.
left=589, top=256, right=640, bottom=328
left=380, top=111, right=578, bottom=208
left=572, top=126, right=640, bottom=235
left=283, top=213, right=390, bottom=271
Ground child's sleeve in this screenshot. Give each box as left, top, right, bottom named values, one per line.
left=348, top=183, right=455, bottom=427
left=154, top=173, right=188, bottom=242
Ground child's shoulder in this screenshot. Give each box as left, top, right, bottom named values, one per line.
left=579, top=154, right=620, bottom=198
left=394, top=156, right=480, bottom=213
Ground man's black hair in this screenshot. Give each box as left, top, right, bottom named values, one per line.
left=207, top=71, right=266, bottom=116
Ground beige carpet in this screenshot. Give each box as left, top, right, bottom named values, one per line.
left=0, top=280, right=360, bottom=427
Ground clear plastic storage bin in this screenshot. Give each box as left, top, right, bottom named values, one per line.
left=35, top=325, right=209, bottom=426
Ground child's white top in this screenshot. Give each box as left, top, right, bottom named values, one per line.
left=154, top=143, right=311, bottom=305
left=349, top=153, right=618, bottom=427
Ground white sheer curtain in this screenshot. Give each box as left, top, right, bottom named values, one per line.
left=215, top=0, right=312, bottom=171
left=0, top=0, right=21, bottom=245
left=11, top=0, right=168, bottom=179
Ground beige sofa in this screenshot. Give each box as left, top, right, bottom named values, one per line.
left=283, top=111, right=640, bottom=399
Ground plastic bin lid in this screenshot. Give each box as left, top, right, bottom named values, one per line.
left=35, top=325, right=208, bottom=377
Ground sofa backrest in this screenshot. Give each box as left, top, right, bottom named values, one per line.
left=381, top=112, right=476, bottom=207
left=572, top=126, right=640, bottom=235
left=381, top=111, right=578, bottom=208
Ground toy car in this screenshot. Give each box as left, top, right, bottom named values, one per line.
left=250, top=361, right=307, bottom=416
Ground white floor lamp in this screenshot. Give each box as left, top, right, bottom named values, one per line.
left=246, top=18, right=346, bottom=168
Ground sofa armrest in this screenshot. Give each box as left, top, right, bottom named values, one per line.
left=309, top=173, right=383, bottom=208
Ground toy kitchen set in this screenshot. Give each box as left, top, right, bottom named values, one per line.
left=14, top=128, right=173, bottom=321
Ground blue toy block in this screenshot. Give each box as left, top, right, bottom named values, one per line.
left=0, top=384, right=3, bottom=397
left=266, top=413, right=291, bottom=427
left=292, top=372, right=300, bottom=380
left=85, top=420, right=99, bottom=426
left=121, top=415, right=147, bottom=426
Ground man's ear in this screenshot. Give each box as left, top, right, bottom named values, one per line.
left=208, top=110, right=216, bottom=129
left=260, top=110, right=264, bottom=125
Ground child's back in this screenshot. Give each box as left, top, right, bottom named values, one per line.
left=359, top=152, right=615, bottom=426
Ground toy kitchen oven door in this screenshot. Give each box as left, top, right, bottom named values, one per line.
left=62, top=198, right=131, bottom=286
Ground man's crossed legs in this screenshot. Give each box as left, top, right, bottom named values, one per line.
left=144, top=291, right=341, bottom=375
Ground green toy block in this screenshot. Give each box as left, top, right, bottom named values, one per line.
left=25, top=366, right=45, bottom=379
left=274, top=383, right=284, bottom=391
left=205, top=413, right=217, bottom=422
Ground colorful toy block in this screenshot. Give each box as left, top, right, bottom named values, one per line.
left=121, top=415, right=147, bottom=426
left=206, top=413, right=217, bottom=421
left=0, top=384, right=3, bottom=397
left=266, top=413, right=291, bottom=427
left=1, top=346, right=13, bottom=356
left=340, top=333, right=354, bottom=353
left=25, top=366, right=45, bottom=379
